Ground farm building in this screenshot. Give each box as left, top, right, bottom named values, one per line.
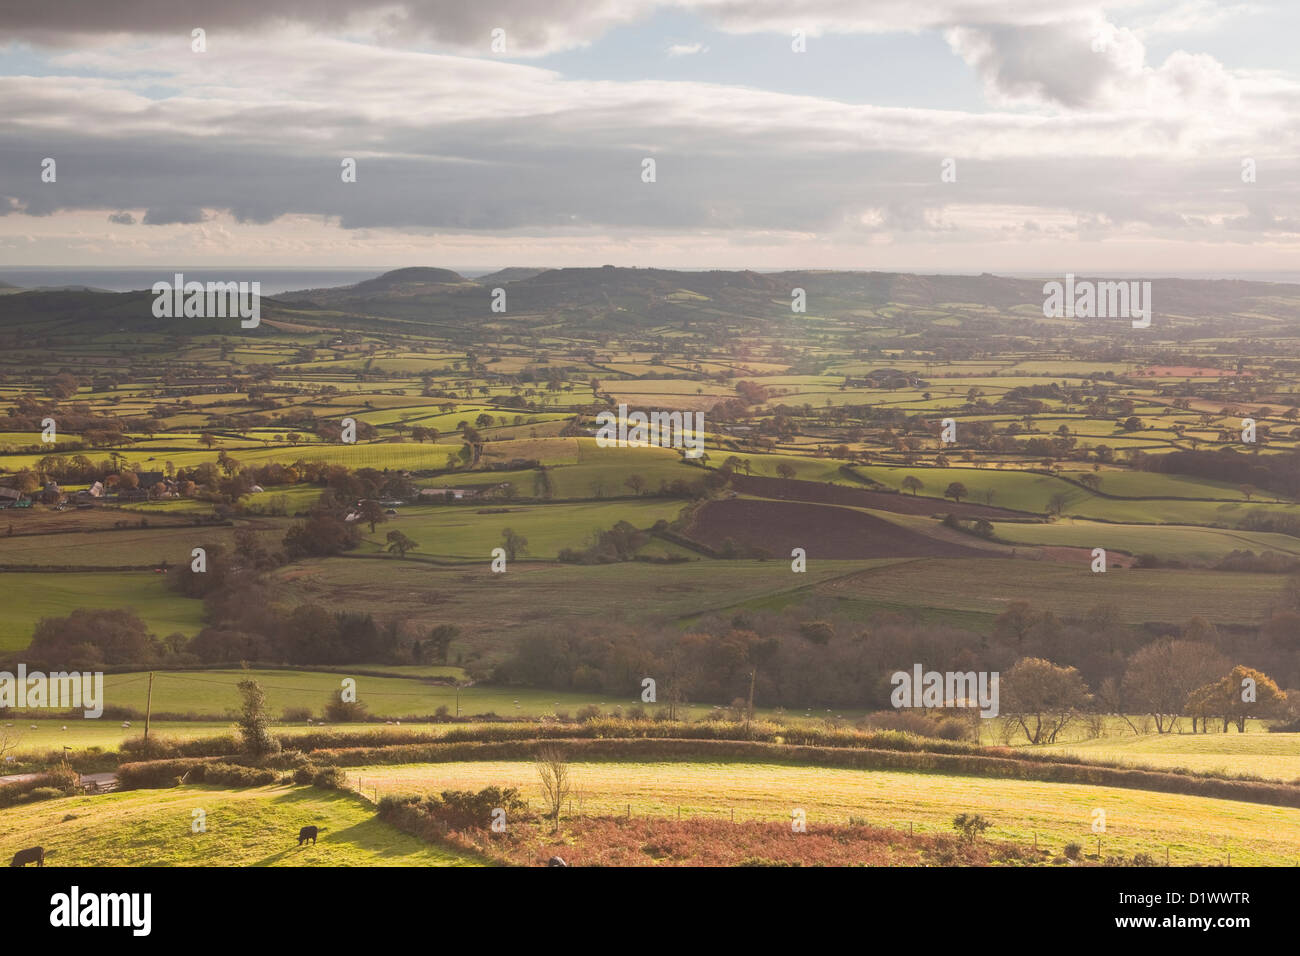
left=418, top=488, right=478, bottom=501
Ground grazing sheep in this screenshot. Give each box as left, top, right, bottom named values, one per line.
left=297, top=825, right=320, bottom=846
left=10, top=847, right=44, bottom=867
left=547, top=856, right=568, bottom=867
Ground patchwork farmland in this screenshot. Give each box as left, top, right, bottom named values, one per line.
left=1, top=266, right=1298, bottom=875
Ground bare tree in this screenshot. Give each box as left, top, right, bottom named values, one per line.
left=0, top=725, right=21, bottom=764
left=1001, top=657, right=1091, bottom=744
left=1123, top=640, right=1229, bottom=734
left=535, top=744, right=571, bottom=834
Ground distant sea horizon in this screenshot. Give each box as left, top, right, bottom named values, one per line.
left=2, top=266, right=1299, bottom=296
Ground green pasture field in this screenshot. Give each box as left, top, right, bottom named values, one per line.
left=0, top=523, right=286, bottom=568
left=419, top=439, right=698, bottom=499
left=79, top=669, right=680, bottom=720
left=860, top=465, right=1300, bottom=524
left=357, top=499, right=687, bottom=560
left=0, top=572, right=205, bottom=652
left=0, top=785, right=482, bottom=866
left=813, top=557, right=1286, bottom=627
left=345, top=759, right=1300, bottom=865
left=988, top=518, right=1300, bottom=563
left=1034, top=731, right=1300, bottom=783
left=270, top=557, right=874, bottom=657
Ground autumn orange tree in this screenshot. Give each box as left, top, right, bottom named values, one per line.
left=1185, top=666, right=1286, bottom=733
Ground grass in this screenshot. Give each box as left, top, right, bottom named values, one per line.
left=90, top=669, right=682, bottom=720
left=0, top=523, right=284, bottom=567
left=860, top=465, right=1300, bottom=524
left=345, top=758, right=1300, bottom=865
left=816, top=557, right=1286, bottom=626
left=988, top=518, right=1300, bottom=563
left=0, top=572, right=206, bottom=653
left=4, top=671, right=760, bottom=750
left=1034, top=732, right=1300, bottom=783
left=270, top=556, right=868, bottom=657
left=0, top=784, right=482, bottom=866
left=358, top=499, right=687, bottom=560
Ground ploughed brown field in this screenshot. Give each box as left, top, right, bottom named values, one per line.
left=728, top=473, right=1017, bottom=518
left=685, top=498, right=987, bottom=559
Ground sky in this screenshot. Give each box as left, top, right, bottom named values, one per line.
left=1, top=0, right=1297, bottom=273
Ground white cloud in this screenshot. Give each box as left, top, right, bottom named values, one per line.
left=0, top=2, right=1297, bottom=269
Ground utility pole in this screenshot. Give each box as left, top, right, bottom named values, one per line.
left=144, top=671, right=155, bottom=755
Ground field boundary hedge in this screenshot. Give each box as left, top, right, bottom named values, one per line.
left=322, top=737, right=1300, bottom=809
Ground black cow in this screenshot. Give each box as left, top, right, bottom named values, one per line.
left=297, top=826, right=319, bottom=846
left=10, top=846, right=44, bottom=867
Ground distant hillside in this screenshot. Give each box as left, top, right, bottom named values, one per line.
left=282, top=266, right=1300, bottom=329
left=283, top=267, right=468, bottom=303
left=473, top=267, right=548, bottom=284
left=0, top=267, right=1297, bottom=338
left=351, top=266, right=465, bottom=288
left=28, top=284, right=115, bottom=294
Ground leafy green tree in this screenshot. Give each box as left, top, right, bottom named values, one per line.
left=1186, top=665, right=1286, bottom=733
left=385, top=529, right=418, bottom=557
left=501, top=527, right=528, bottom=561
left=358, top=499, right=387, bottom=533
left=237, top=678, right=280, bottom=756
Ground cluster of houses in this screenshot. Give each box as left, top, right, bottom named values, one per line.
left=0, top=487, right=30, bottom=510
left=0, top=470, right=184, bottom=511
left=2, top=472, right=505, bottom=516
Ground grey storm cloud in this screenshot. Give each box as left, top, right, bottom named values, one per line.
left=0, top=1, right=1295, bottom=248
left=0, top=0, right=1142, bottom=56
left=1, top=127, right=1294, bottom=240
left=0, top=0, right=656, bottom=54
left=141, top=204, right=208, bottom=225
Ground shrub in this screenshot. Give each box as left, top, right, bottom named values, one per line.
left=312, top=766, right=347, bottom=790
left=576, top=705, right=602, bottom=723
left=405, top=786, right=529, bottom=831
left=21, top=787, right=64, bottom=803
left=324, top=698, right=369, bottom=722
left=203, top=762, right=278, bottom=787
left=117, top=758, right=276, bottom=790
left=282, top=707, right=313, bottom=722
left=120, top=734, right=241, bottom=760
left=952, top=813, right=991, bottom=842
left=1064, top=842, right=1083, bottom=860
